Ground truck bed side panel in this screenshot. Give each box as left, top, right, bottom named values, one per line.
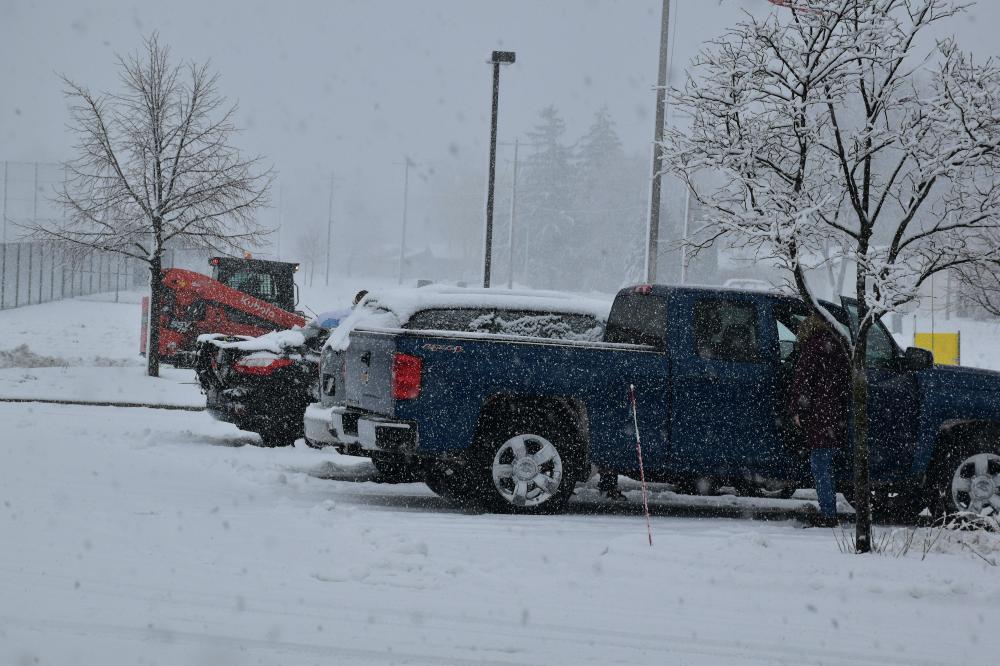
left=391, top=334, right=670, bottom=470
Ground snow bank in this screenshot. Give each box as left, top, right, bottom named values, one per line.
left=0, top=293, right=145, bottom=363
left=0, top=365, right=202, bottom=407
left=0, top=344, right=139, bottom=369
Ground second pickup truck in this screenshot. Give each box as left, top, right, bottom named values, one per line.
left=330, top=284, right=1000, bottom=519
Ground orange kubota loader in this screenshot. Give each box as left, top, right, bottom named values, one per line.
left=140, top=256, right=307, bottom=367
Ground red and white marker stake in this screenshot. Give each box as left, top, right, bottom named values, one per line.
left=629, top=384, right=653, bottom=547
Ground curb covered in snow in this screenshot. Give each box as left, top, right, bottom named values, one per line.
left=0, top=396, right=205, bottom=411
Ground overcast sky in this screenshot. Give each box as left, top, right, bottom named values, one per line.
left=3, top=0, right=999, bottom=264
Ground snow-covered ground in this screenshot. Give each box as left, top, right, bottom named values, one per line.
left=2, top=402, right=997, bottom=665
left=1, top=289, right=999, bottom=664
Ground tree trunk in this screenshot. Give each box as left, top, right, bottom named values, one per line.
left=146, top=254, right=162, bottom=378
left=851, top=350, right=872, bottom=553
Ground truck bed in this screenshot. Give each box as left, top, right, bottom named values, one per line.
left=343, top=326, right=669, bottom=470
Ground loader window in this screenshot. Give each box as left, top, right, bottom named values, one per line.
left=224, top=269, right=279, bottom=303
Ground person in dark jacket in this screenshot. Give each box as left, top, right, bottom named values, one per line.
left=789, top=312, right=851, bottom=527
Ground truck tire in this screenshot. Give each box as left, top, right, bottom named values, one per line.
left=371, top=454, right=420, bottom=484
left=471, top=409, right=582, bottom=514
left=932, top=443, right=1000, bottom=517
left=424, top=463, right=476, bottom=503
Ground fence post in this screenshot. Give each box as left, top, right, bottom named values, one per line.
left=26, top=242, right=33, bottom=306
left=14, top=242, right=21, bottom=307
left=0, top=242, right=5, bottom=310
left=36, top=243, right=43, bottom=304
left=49, top=244, right=55, bottom=302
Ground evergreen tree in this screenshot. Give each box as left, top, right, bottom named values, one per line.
left=573, top=107, right=645, bottom=292
left=519, top=106, right=575, bottom=289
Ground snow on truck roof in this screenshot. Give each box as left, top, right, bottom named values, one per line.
left=325, top=285, right=612, bottom=352
left=362, top=285, right=611, bottom=321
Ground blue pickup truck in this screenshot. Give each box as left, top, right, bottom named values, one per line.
left=328, top=284, right=1000, bottom=518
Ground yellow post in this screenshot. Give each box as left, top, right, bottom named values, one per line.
left=913, top=331, right=961, bottom=366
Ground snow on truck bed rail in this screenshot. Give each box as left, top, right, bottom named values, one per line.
left=325, top=285, right=613, bottom=351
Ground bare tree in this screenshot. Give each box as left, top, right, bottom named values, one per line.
left=30, top=34, right=272, bottom=377
left=665, top=0, right=1000, bottom=552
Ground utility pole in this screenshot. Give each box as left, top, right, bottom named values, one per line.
left=484, top=50, right=516, bottom=288
left=1, top=161, right=7, bottom=310
left=645, top=0, right=671, bottom=283
left=326, top=173, right=334, bottom=286
left=276, top=182, right=283, bottom=260
left=2, top=160, right=7, bottom=244
left=499, top=138, right=540, bottom=288
left=396, top=158, right=412, bottom=285
left=680, top=185, right=691, bottom=284
left=506, top=137, right=519, bottom=289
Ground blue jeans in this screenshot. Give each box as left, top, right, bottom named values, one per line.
left=810, top=448, right=838, bottom=518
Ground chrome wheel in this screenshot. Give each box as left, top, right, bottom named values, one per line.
left=491, top=433, right=564, bottom=508
left=951, top=452, right=1000, bottom=515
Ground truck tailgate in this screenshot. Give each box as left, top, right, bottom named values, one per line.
left=343, top=330, right=397, bottom=417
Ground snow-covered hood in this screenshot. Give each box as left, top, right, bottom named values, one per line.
left=325, top=285, right=611, bottom=352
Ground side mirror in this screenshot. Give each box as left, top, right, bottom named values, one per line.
left=903, top=346, right=933, bottom=371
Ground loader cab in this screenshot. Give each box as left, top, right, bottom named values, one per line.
left=209, top=256, right=299, bottom=312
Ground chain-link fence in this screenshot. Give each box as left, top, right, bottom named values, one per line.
left=0, top=242, right=220, bottom=310
left=0, top=242, right=147, bottom=310
left=0, top=161, right=223, bottom=309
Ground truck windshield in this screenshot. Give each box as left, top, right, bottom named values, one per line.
left=604, top=293, right=667, bottom=348
left=404, top=308, right=604, bottom=341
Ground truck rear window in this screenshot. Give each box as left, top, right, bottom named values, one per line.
left=604, top=293, right=667, bottom=348
left=404, top=308, right=604, bottom=341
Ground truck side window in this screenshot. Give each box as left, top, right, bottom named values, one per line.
left=864, top=322, right=896, bottom=368
left=842, top=303, right=897, bottom=369
left=604, top=293, right=667, bottom=348
left=693, top=299, right=761, bottom=363
left=772, top=304, right=809, bottom=362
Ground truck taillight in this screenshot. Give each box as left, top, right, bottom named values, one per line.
left=391, top=353, right=422, bottom=400
left=233, top=356, right=293, bottom=376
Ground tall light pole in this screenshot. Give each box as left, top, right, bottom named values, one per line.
left=645, top=0, right=671, bottom=283
left=395, top=157, right=413, bottom=285
left=484, top=50, right=516, bottom=288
